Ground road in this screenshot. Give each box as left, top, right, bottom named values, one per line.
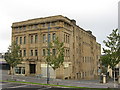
left=1, top=70, right=120, bottom=89
left=1, top=81, right=63, bottom=90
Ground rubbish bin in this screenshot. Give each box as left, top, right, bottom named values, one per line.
left=100, top=75, right=103, bottom=83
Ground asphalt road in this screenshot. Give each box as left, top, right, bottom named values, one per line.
left=1, top=81, right=57, bottom=90
left=1, top=82, right=86, bottom=90
left=1, top=70, right=120, bottom=89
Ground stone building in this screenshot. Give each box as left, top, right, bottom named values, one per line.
left=12, top=15, right=101, bottom=80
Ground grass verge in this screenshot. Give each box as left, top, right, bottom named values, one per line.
left=0, top=80, right=117, bottom=90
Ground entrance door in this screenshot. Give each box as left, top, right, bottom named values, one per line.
left=29, top=64, right=36, bottom=74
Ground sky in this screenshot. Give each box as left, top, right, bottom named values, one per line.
left=0, top=0, right=119, bottom=53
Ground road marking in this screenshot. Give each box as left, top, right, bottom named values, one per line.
left=8, top=84, right=28, bottom=88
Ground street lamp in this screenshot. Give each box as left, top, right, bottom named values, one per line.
left=47, top=24, right=50, bottom=84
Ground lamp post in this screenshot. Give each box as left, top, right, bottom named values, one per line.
left=47, top=24, right=50, bottom=84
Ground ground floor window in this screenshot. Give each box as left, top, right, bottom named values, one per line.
left=15, top=67, right=25, bottom=74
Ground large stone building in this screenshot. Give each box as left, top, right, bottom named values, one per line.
left=12, top=15, right=101, bottom=80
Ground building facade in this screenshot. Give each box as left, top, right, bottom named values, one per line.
left=12, top=15, right=101, bottom=80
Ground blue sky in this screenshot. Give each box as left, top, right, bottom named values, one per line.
left=0, top=0, right=119, bottom=53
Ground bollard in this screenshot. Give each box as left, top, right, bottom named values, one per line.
left=103, top=75, right=106, bottom=83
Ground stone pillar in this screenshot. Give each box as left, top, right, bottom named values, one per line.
left=36, top=61, right=41, bottom=74
left=25, top=61, right=29, bottom=76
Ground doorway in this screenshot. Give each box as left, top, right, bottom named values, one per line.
left=29, top=64, right=36, bottom=74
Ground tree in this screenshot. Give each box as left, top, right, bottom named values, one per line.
left=4, top=42, right=23, bottom=78
left=46, top=37, right=64, bottom=70
left=101, top=29, right=120, bottom=82
left=101, top=29, right=120, bottom=70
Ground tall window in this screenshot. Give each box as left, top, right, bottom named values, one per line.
left=35, top=50, right=38, bottom=56
left=52, top=33, right=56, bottom=41
left=64, top=34, right=65, bottom=42
left=66, top=35, right=67, bottom=43
left=23, top=50, right=26, bottom=57
left=48, top=34, right=51, bottom=43
left=16, top=37, right=18, bottom=44
left=68, top=36, right=69, bottom=43
left=43, top=34, right=46, bottom=43
left=52, top=49, right=56, bottom=55
left=20, top=37, right=22, bottom=44
left=20, top=50, right=22, bottom=57
left=30, top=35, right=33, bottom=44
left=24, top=36, right=26, bottom=44
left=43, top=49, right=45, bottom=56
left=42, top=23, right=45, bottom=27
left=30, top=50, right=33, bottom=56
left=35, top=35, right=38, bottom=43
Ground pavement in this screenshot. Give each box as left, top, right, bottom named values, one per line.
left=1, top=70, right=120, bottom=89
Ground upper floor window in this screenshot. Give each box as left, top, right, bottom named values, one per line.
left=20, top=50, right=22, bottom=57
left=19, top=27, right=22, bottom=30
left=66, top=35, right=67, bottom=43
left=24, top=36, right=26, bottom=44
left=16, top=37, right=18, bottom=44
left=20, top=37, right=22, bottom=44
left=64, top=34, right=65, bottom=42
left=30, top=50, right=33, bottom=56
left=68, top=36, right=69, bottom=43
left=52, top=33, right=56, bottom=41
left=35, top=35, right=38, bottom=43
left=43, top=34, right=46, bottom=43
left=35, top=50, right=38, bottom=56
left=23, top=26, right=26, bottom=30
left=42, top=23, right=45, bottom=27
left=43, top=49, right=46, bottom=56
left=23, top=50, right=26, bottom=57
left=51, top=22, right=56, bottom=26
left=48, top=34, right=51, bottom=43
left=52, top=49, right=56, bottom=55
left=33, top=24, right=38, bottom=28
left=30, top=35, right=33, bottom=44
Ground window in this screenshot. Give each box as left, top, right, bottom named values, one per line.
left=68, top=50, right=70, bottom=56
left=52, top=33, right=56, bottom=41
left=66, top=49, right=68, bottom=56
left=15, top=67, right=25, bottom=74
left=64, top=34, right=65, bottom=42
left=43, top=49, right=46, bottom=56
left=51, top=22, right=55, bottom=26
left=19, top=27, right=22, bottom=30
left=42, top=23, right=45, bottom=27
left=23, top=26, right=26, bottom=30
left=47, top=23, right=50, bottom=27
left=35, top=50, right=38, bottom=56
left=20, top=50, right=22, bottom=57
left=43, top=34, right=46, bottom=43
left=30, top=35, right=33, bottom=44
left=16, top=37, right=18, bottom=44
left=35, top=35, right=38, bottom=43
left=68, top=36, right=69, bottom=43
left=30, top=50, right=33, bottom=56
left=20, top=37, right=22, bottom=44
left=66, top=35, right=67, bottom=43
left=52, top=49, right=56, bottom=55
left=24, top=36, right=26, bottom=44
left=23, top=50, right=26, bottom=57
left=15, top=27, right=18, bottom=30
left=34, top=25, right=38, bottom=28
left=48, top=34, right=51, bottom=43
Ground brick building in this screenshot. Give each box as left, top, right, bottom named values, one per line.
left=12, top=15, right=101, bottom=80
